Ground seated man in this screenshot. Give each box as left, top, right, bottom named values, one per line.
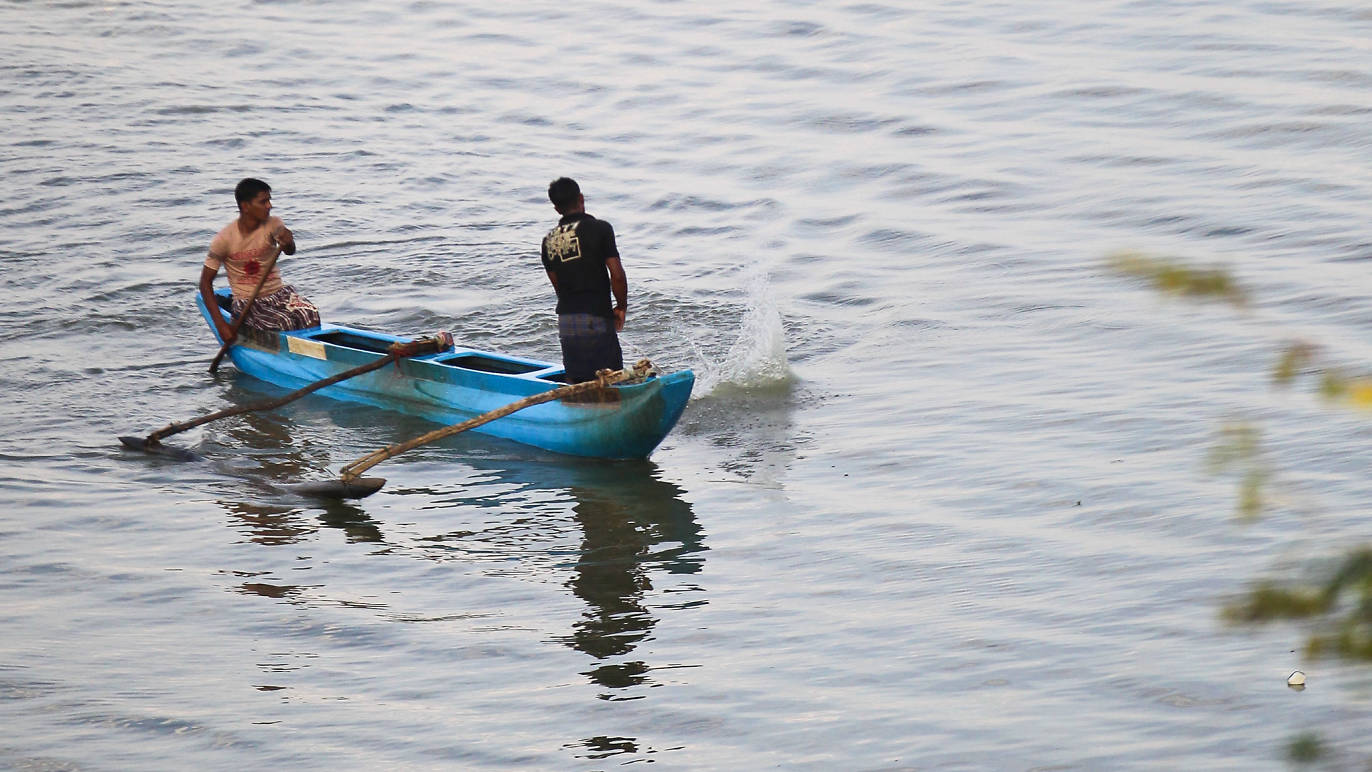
left=199, top=177, right=320, bottom=343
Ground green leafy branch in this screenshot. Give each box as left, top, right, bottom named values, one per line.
left=1223, top=549, right=1372, bottom=660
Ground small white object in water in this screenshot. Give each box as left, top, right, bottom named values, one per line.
left=1287, top=670, right=1306, bottom=687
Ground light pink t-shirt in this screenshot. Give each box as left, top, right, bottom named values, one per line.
left=204, top=216, right=285, bottom=300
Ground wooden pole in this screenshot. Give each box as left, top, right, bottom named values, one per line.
left=209, top=248, right=280, bottom=373
left=338, top=361, right=653, bottom=482
left=128, top=334, right=453, bottom=451
left=149, top=353, right=397, bottom=446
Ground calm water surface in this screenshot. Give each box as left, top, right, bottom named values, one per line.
left=3, top=0, right=1372, bottom=768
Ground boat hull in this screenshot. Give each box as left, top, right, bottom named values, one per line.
left=198, top=291, right=692, bottom=459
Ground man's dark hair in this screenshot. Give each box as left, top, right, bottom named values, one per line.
left=235, top=178, right=271, bottom=208
left=547, top=177, right=580, bottom=213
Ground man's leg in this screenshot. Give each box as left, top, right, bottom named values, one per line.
left=558, top=313, right=623, bottom=382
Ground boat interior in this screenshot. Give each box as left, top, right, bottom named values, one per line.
left=310, top=327, right=570, bottom=382
left=212, top=289, right=572, bottom=383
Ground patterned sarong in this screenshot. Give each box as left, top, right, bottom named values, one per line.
left=232, top=284, right=320, bottom=332
left=557, top=313, right=623, bottom=383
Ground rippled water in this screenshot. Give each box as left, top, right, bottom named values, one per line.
left=4, top=0, right=1372, bottom=768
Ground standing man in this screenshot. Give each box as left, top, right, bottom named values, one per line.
left=541, top=177, right=628, bottom=382
left=199, top=177, right=320, bottom=344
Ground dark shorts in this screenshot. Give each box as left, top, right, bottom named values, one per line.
left=558, top=313, right=622, bottom=383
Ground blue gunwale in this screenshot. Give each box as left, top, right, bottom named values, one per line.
left=197, top=289, right=693, bottom=459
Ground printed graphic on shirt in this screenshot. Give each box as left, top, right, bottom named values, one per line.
left=544, top=223, right=582, bottom=263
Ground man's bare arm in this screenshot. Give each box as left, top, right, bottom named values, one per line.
left=606, top=256, right=627, bottom=332
left=198, top=264, right=234, bottom=343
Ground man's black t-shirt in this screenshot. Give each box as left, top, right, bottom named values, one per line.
left=541, top=212, right=618, bottom=318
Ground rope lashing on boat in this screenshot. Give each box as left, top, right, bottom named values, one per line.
left=385, top=331, right=454, bottom=359
left=137, top=332, right=455, bottom=448
left=337, top=359, right=659, bottom=483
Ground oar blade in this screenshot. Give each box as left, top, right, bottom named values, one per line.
left=285, top=477, right=387, bottom=500
left=118, top=436, right=203, bottom=461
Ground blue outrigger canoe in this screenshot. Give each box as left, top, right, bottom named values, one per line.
left=198, top=288, right=693, bottom=459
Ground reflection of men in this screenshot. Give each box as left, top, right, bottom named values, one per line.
left=562, top=467, right=704, bottom=693
left=541, top=177, right=627, bottom=382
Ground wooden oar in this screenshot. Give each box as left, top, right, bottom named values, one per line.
left=120, top=334, right=453, bottom=459
left=292, top=360, right=656, bottom=500
left=209, top=247, right=281, bottom=373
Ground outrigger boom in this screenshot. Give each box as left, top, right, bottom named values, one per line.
left=290, top=362, right=660, bottom=499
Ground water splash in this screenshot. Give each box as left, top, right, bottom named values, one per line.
left=694, top=271, right=792, bottom=397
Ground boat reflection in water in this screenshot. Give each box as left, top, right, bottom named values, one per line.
left=207, top=401, right=387, bottom=546
left=432, top=453, right=705, bottom=764
left=203, top=379, right=707, bottom=760
left=205, top=385, right=706, bottom=679
left=391, top=449, right=706, bottom=696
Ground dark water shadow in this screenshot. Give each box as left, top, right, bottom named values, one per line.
left=202, top=374, right=709, bottom=723
left=214, top=496, right=384, bottom=545
left=397, top=453, right=707, bottom=696
left=456, top=455, right=706, bottom=762
left=552, top=459, right=705, bottom=692
left=200, top=399, right=387, bottom=544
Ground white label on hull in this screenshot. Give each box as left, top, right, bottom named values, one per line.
left=287, top=336, right=328, bottom=360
